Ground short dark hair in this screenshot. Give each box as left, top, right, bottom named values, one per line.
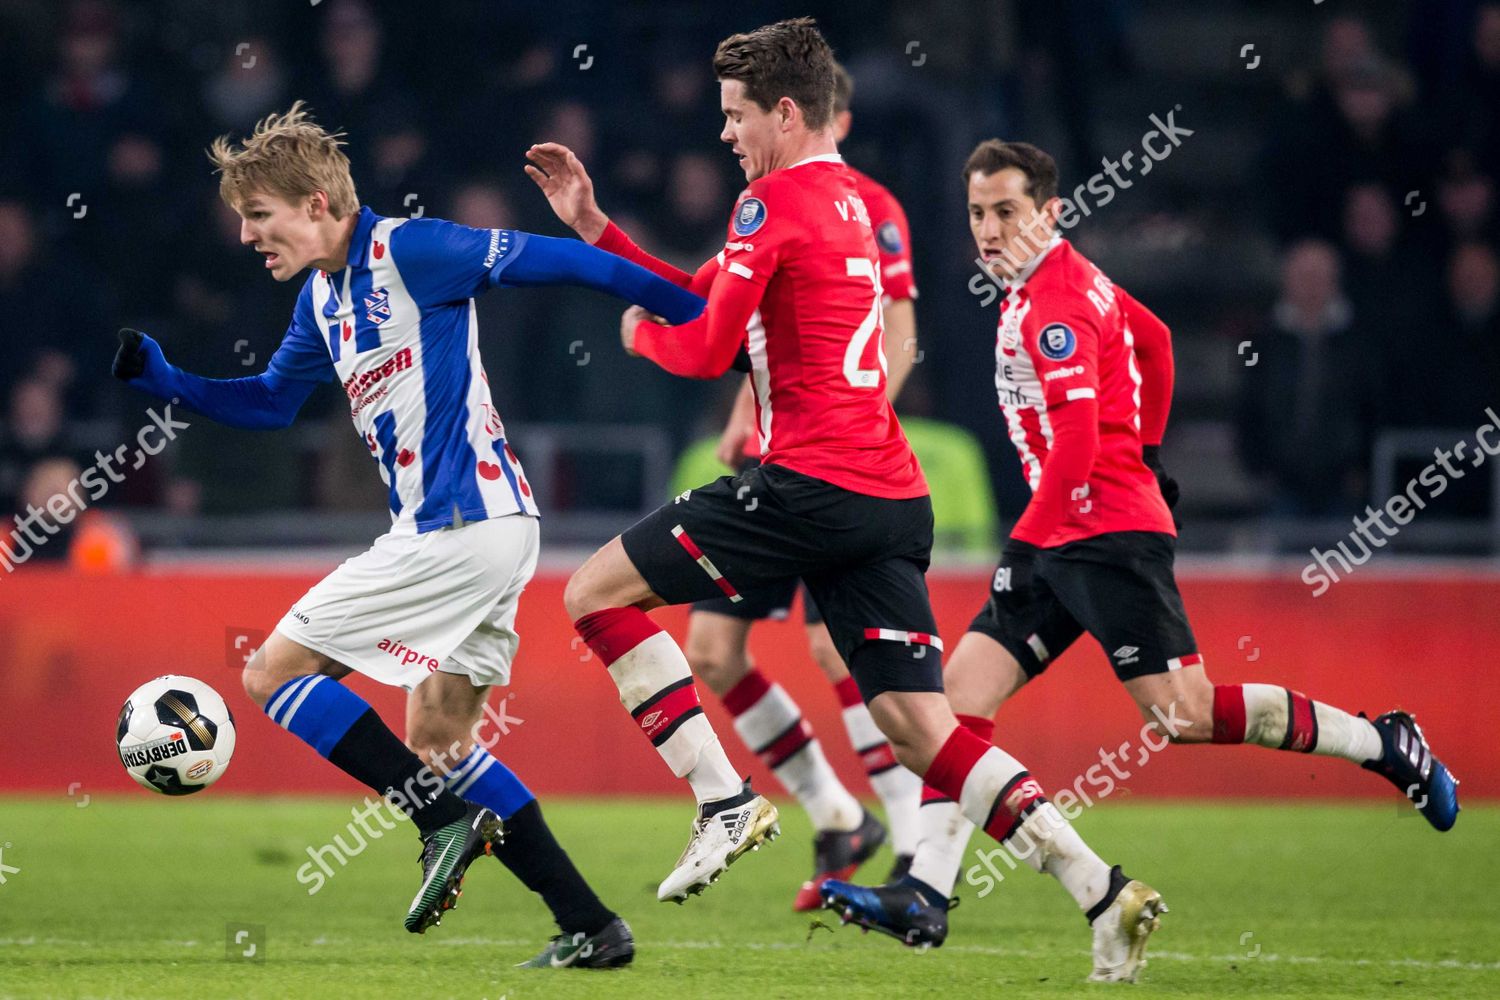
left=833, top=62, right=853, bottom=115
left=962, top=139, right=1059, bottom=205
left=713, top=18, right=836, bottom=131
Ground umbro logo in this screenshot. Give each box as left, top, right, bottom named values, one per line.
left=1112, top=645, right=1140, bottom=665
left=639, top=710, right=665, bottom=736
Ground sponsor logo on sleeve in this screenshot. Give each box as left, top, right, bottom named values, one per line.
left=733, top=197, right=768, bottom=236
left=1037, top=322, right=1077, bottom=361
left=876, top=219, right=904, bottom=254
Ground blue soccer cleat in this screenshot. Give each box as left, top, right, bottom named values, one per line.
left=1362, top=710, right=1460, bottom=831
left=820, top=878, right=954, bottom=947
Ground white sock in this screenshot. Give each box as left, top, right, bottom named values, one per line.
left=837, top=681, right=922, bottom=854
left=907, top=797, right=973, bottom=898
left=607, top=632, right=743, bottom=803
left=726, top=669, right=861, bottom=831
left=1239, top=683, right=1382, bottom=762
left=939, top=733, right=1113, bottom=913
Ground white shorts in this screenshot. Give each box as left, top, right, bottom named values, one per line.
left=275, top=514, right=540, bottom=691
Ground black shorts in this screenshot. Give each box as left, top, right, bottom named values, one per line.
left=691, top=579, right=824, bottom=626
left=968, top=531, right=1199, bottom=682
left=622, top=463, right=939, bottom=700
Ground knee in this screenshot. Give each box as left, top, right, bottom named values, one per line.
left=1139, top=684, right=1215, bottom=744
left=404, top=722, right=471, bottom=776
left=242, top=646, right=288, bottom=706
left=684, top=630, right=747, bottom=698
left=562, top=568, right=595, bottom=621
left=805, top=627, right=846, bottom=680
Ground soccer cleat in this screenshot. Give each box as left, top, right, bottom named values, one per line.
left=404, top=803, right=504, bottom=933
left=1087, top=866, right=1165, bottom=983
left=1361, top=710, right=1460, bottom=831
left=516, top=917, right=635, bottom=969
left=886, top=853, right=914, bottom=884
left=657, top=781, right=779, bottom=903
left=792, top=808, right=887, bottom=911
left=819, top=878, right=954, bottom=947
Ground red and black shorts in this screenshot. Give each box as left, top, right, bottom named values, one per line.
left=621, top=463, right=940, bottom=701
left=691, top=578, right=824, bottom=626
left=968, top=531, right=1200, bottom=682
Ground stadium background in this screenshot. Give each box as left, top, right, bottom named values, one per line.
left=1, top=0, right=1497, bottom=801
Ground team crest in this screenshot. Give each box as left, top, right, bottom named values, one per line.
left=734, top=197, right=768, bottom=236
left=1038, top=322, right=1076, bottom=361
left=877, top=220, right=903, bottom=254
left=364, top=288, right=392, bottom=326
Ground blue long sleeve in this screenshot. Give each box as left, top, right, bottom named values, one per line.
left=127, top=335, right=318, bottom=430
left=498, top=234, right=707, bottom=325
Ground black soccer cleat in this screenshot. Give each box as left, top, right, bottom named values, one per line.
left=820, top=878, right=955, bottom=947
left=1362, top=711, right=1460, bottom=831
left=517, top=916, right=635, bottom=969
left=793, top=808, right=887, bottom=911
left=405, top=802, right=504, bottom=933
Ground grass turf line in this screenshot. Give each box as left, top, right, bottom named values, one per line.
left=0, top=797, right=1496, bottom=999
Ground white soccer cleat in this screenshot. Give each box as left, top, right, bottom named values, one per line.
left=657, top=784, right=780, bottom=903
left=1088, top=868, right=1165, bottom=983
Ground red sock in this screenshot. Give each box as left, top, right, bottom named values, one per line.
left=1212, top=684, right=1247, bottom=744
left=573, top=607, right=661, bottom=666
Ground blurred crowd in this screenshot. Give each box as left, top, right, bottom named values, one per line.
left=0, top=0, right=1496, bottom=554
left=1245, top=7, right=1500, bottom=517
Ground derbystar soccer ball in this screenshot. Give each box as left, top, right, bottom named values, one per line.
left=116, top=675, right=237, bottom=795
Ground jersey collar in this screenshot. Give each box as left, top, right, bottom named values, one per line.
left=345, top=205, right=381, bottom=269
left=1005, top=233, right=1065, bottom=294
left=786, top=152, right=844, bottom=170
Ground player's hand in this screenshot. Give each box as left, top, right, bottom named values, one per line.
left=620, top=305, right=661, bottom=356
left=1142, top=444, right=1181, bottom=526
left=716, top=415, right=752, bottom=467
left=524, top=142, right=608, bottom=243
left=112, top=327, right=165, bottom=383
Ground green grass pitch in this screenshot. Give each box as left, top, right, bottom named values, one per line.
left=2, top=796, right=1496, bottom=998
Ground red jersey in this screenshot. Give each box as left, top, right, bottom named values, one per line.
left=996, top=238, right=1173, bottom=546
left=848, top=166, right=918, bottom=305
left=734, top=164, right=917, bottom=459
left=635, top=154, right=926, bottom=500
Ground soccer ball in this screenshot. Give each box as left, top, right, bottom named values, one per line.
left=116, top=675, right=237, bottom=795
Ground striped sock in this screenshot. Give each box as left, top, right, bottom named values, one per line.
left=264, top=674, right=464, bottom=834
left=574, top=607, right=743, bottom=803
left=442, top=748, right=615, bottom=937
left=907, top=713, right=987, bottom=898
left=923, top=725, right=1112, bottom=913
left=724, top=668, right=860, bottom=832
left=835, top=676, right=922, bottom=855
left=1212, top=683, right=1382, bottom=762
left=441, top=747, right=535, bottom=820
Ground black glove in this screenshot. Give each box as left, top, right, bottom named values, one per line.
left=994, top=537, right=1041, bottom=596
left=113, top=328, right=147, bottom=381
left=1142, top=444, right=1181, bottom=525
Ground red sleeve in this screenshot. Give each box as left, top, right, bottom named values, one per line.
left=1010, top=396, right=1100, bottom=545
left=870, top=196, right=917, bottom=303
left=634, top=265, right=764, bottom=379
left=594, top=220, right=694, bottom=288
left=1116, top=287, right=1173, bottom=446
left=1027, top=302, right=1101, bottom=411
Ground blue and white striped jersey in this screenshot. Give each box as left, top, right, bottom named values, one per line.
left=267, top=206, right=539, bottom=533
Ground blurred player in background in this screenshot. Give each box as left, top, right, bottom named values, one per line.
left=531, top=19, right=1162, bottom=983
left=113, top=102, right=707, bottom=962
left=683, top=63, right=925, bottom=911
left=822, top=139, right=1461, bottom=966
